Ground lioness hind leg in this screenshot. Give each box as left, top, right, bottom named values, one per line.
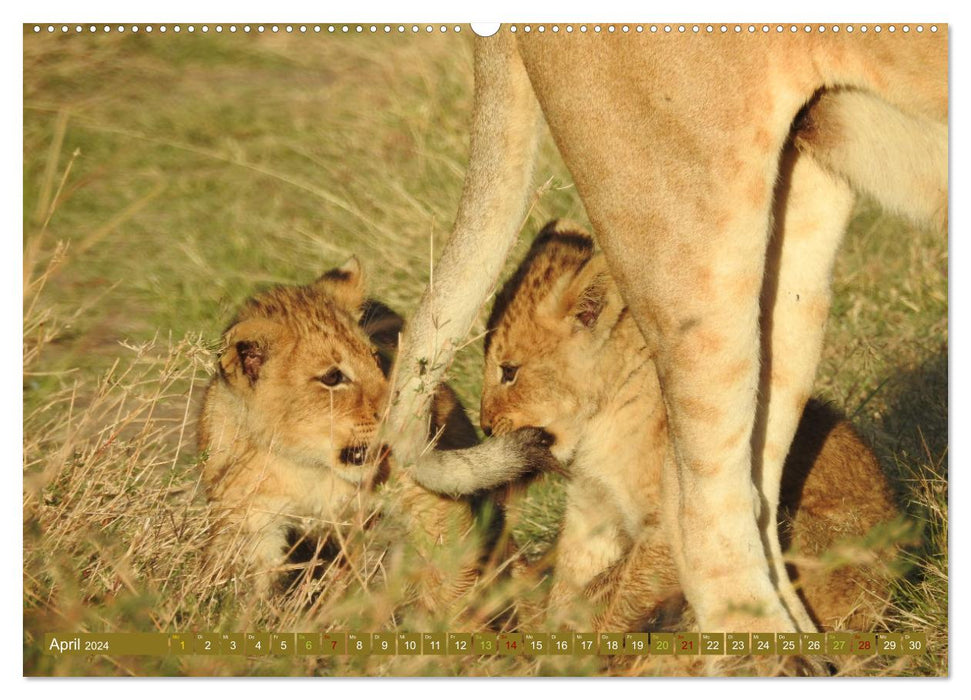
left=756, top=147, right=856, bottom=632
left=794, top=88, right=948, bottom=232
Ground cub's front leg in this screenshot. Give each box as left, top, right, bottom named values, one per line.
left=546, top=477, right=627, bottom=630
left=584, top=529, right=683, bottom=633
left=207, top=505, right=292, bottom=599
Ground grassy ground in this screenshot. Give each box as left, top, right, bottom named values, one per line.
left=22, top=27, right=947, bottom=677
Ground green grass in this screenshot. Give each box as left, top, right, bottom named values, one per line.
left=22, top=28, right=947, bottom=677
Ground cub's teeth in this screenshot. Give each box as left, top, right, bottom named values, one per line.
left=339, top=445, right=369, bottom=466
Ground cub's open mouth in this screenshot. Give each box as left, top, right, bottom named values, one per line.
left=338, top=444, right=390, bottom=467
left=339, top=445, right=370, bottom=466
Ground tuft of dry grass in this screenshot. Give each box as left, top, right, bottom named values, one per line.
left=22, top=28, right=946, bottom=677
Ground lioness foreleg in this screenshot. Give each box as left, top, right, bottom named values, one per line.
left=595, top=152, right=796, bottom=632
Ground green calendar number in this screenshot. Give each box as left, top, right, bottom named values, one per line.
left=473, top=633, right=497, bottom=655
left=296, top=633, right=320, bottom=655
left=651, top=633, right=674, bottom=655
left=827, top=633, right=852, bottom=655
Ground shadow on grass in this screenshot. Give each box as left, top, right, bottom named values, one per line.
left=872, top=345, right=948, bottom=478
left=867, top=345, right=947, bottom=676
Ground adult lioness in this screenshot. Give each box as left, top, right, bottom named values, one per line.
left=387, top=27, right=946, bottom=633
left=198, top=258, right=554, bottom=605
left=481, top=222, right=901, bottom=632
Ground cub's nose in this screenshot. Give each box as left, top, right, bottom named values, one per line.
left=480, top=405, right=494, bottom=437
left=479, top=401, right=495, bottom=437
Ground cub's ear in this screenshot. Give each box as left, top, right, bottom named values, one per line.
left=523, top=220, right=595, bottom=268
left=359, top=299, right=404, bottom=376
left=218, top=318, right=282, bottom=389
left=315, top=256, right=366, bottom=313
left=510, top=221, right=597, bottom=329
left=532, top=219, right=593, bottom=250
left=560, top=254, right=624, bottom=334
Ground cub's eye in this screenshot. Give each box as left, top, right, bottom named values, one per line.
left=318, top=367, right=346, bottom=387
left=500, top=364, right=519, bottom=385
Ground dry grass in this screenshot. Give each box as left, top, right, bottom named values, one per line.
left=22, top=28, right=947, bottom=677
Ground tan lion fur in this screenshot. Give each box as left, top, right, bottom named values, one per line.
left=199, top=258, right=502, bottom=608
left=482, top=223, right=902, bottom=633
left=388, top=29, right=945, bottom=633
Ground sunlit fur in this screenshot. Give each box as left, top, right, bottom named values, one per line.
left=483, top=224, right=902, bottom=633
left=198, top=258, right=482, bottom=604
left=388, top=29, right=945, bottom=633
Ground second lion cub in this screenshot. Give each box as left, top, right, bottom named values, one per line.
left=480, top=221, right=903, bottom=631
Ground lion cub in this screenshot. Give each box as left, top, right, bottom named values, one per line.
left=481, top=221, right=902, bottom=631
left=198, top=257, right=545, bottom=605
